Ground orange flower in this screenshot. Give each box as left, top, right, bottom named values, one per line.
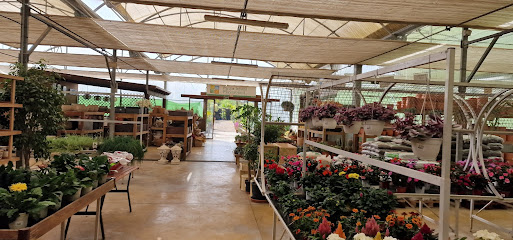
left=397, top=216, right=405, bottom=222
left=406, top=224, right=413, bottom=229
left=313, top=218, right=319, bottom=222
left=412, top=218, right=421, bottom=226
left=297, top=208, right=302, bottom=212
left=311, top=229, right=318, bottom=235
left=361, top=210, right=367, bottom=213
left=389, top=220, right=395, bottom=227
left=352, top=209, right=358, bottom=213
left=306, top=213, right=312, bottom=217
left=295, top=229, right=301, bottom=234
left=293, top=216, right=300, bottom=221
left=356, top=222, right=362, bottom=226
left=386, top=215, right=393, bottom=222
left=289, top=213, right=295, bottom=217
left=373, top=215, right=381, bottom=220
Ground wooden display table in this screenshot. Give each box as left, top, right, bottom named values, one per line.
left=58, top=111, right=105, bottom=136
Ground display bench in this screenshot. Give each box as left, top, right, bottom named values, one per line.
left=259, top=48, right=513, bottom=239
left=0, top=74, right=23, bottom=165
left=57, top=111, right=105, bottom=136
left=0, top=180, right=115, bottom=240
left=150, top=113, right=193, bottom=160
left=114, top=113, right=150, bottom=137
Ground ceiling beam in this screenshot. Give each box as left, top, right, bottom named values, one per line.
left=204, top=15, right=289, bottom=29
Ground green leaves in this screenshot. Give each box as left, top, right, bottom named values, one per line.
left=97, top=137, right=144, bottom=161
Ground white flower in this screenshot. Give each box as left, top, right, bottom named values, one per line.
left=353, top=233, right=373, bottom=240
left=327, top=233, right=345, bottom=240
left=383, top=237, right=398, bottom=240
left=473, top=230, right=503, bottom=240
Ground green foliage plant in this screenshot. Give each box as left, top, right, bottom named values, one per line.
left=0, top=184, right=54, bottom=221
left=97, top=137, right=144, bottom=161
left=2, top=62, right=66, bottom=168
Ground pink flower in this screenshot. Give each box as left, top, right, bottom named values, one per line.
left=489, top=172, right=494, bottom=177
left=362, top=217, right=380, bottom=237
left=504, top=173, right=508, bottom=176
left=506, top=179, right=510, bottom=184
left=317, top=217, right=332, bottom=238
left=499, top=176, right=504, bottom=180
left=74, top=165, right=85, bottom=171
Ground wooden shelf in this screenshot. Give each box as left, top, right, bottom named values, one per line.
left=115, top=113, right=150, bottom=118
left=167, top=115, right=193, bottom=121
left=115, top=130, right=149, bottom=136
left=151, top=127, right=164, bottom=130
left=0, top=73, right=24, bottom=81
left=0, top=130, right=22, bottom=136
left=0, top=102, right=22, bottom=108
left=59, top=129, right=103, bottom=134
left=0, top=157, right=20, bottom=165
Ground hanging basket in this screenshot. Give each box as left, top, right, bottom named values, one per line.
left=363, top=120, right=385, bottom=136
left=312, top=117, right=323, bottom=127
left=322, top=118, right=337, bottom=129
left=343, top=121, right=362, bottom=134
left=411, top=138, right=442, bottom=161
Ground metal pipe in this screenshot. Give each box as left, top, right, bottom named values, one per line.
left=27, top=26, right=52, bottom=56
left=466, top=36, right=499, bottom=82
left=19, top=0, right=30, bottom=67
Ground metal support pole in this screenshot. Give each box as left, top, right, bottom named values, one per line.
left=455, top=199, right=461, bottom=238
left=27, top=26, right=52, bottom=56
left=459, top=28, right=470, bottom=94
left=144, top=70, right=150, bottom=99
left=106, top=50, right=118, bottom=138
left=353, top=64, right=362, bottom=107
left=163, top=81, right=168, bottom=108
left=439, top=48, right=456, bottom=240
left=19, top=0, right=30, bottom=67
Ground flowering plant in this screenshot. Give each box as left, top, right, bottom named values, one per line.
left=314, top=103, right=341, bottom=119
left=264, top=160, right=290, bottom=186
left=395, top=114, right=443, bottom=141
left=384, top=212, right=431, bottom=240
left=289, top=206, right=332, bottom=238
left=473, top=229, right=504, bottom=240
left=0, top=183, right=55, bottom=221
left=136, top=99, right=153, bottom=108
left=299, top=106, right=319, bottom=122
left=283, top=156, right=303, bottom=182
left=360, top=165, right=381, bottom=185
left=334, top=107, right=364, bottom=126
left=359, top=103, right=396, bottom=122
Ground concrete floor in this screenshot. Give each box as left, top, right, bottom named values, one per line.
left=38, top=120, right=513, bottom=240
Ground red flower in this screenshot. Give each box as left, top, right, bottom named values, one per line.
left=411, top=232, right=424, bottom=240
left=276, top=167, right=285, bottom=175
left=419, top=224, right=432, bottom=234
left=75, top=165, right=85, bottom=171
left=317, top=217, right=332, bottom=238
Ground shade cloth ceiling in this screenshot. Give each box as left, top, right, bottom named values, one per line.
left=0, top=49, right=335, bottom=79
left=113, top=0, right=513, bottom=30
left=0, top=11, right=435, bottom=64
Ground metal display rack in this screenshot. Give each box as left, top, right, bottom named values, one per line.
left=258, top=48, right=513, bottom=239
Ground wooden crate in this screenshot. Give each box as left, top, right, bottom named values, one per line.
left=262, top=143, right=278, bottom=160
left=274, top=143, right=297, bottom=164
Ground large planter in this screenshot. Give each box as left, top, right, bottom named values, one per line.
left=9, top=213, right=29, bottom=229
left=411, top=138, right=442, bottom=161
left=343, top=121, right=362, bottom=135
left=312, top=117, right=323, bottom=127
left=81, top=186, right=93, bottom=196
left=363, top=120, right=385, bottom=136
left=322, top=118, right=337, bottom=129
left=64, top=187, right=82, bottom=203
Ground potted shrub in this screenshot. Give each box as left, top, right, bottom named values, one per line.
left=313, top=103, right=340, bottom=129
left=60, top=170, right=82, bottom=203
left=299, top=105, right=319, bottom=128
left=395, top=113, right=443, bottom=161
left=0, top=183, right=54, bottom=229
left=335, top=107, right=363, bottom=134
left=30, top=168, right=64, bottom=215
left=360, top=102, right=396, bottom=136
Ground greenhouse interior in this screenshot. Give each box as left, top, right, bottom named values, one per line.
left=1, top=1, right=513, bottom=240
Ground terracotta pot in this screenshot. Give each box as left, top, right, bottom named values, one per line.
left=503, top=153, right=513, bottom=163
left=506, top=134, right=513, bottom=142
left=405, top=97, right=417, bottom=109
left=397, top=101, right=402, bottom=110
left=395, top=186, right=408, bottom=193
left=386, top=129, right=394, bottom=136
left=380, top=182, right=390, bottom=190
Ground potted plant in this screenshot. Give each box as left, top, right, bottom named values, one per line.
left=360, top=102, right=396, bottom=136
left=30, top=168, right=64, bottom=215
left=314, top=103, right=340, bottom=129
left=0, top=183, right=54, bottom=229
left=60, top=170, right=82, bottom=203
left=361, top=165, right=380, bottom=188
left=299, top=105, right=319, bottom=127
left=97, top=137, right=145, bottom=163
left=281, top=101, right=295, bottom=122
left=335, top=107, right=363, bottom=134
left=395, top=114, right=443, bottom=161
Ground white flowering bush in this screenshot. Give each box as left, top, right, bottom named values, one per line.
left=352, top=233, right=373, bottom=240
left=473, top=230, right=503, bottom=240
left=326, top=233, right=345, bottom=240
left=383, top=237, right=398, bottom=240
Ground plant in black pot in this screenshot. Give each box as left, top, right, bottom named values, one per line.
left=242, top=143, right=266, bottom=202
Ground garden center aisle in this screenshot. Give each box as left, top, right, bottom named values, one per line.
left=187, top=120, right=237, bottom=162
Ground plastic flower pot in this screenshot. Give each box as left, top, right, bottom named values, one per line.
left=395, top=186, right=408, bottom=193
left=245, top=180, right=250, bottom=193
left=415, top=186, right=425, bottom=194
left=251, top=182, right=267, bottom=202
left=9, top=213, right=29, bottom=229
left=35, top=206, right=49, bottom=220
left=411, top=138, right=442, bottom=161
left=342, top=121, right=362, bottom=134
left=81, top=186, right=93, bottom=196
left=50, top=193, right=63, bottom=211
left=312, top=117, right=323, bottom=127
left=92, top=180, right=99, bottom=189
left=363, top=120, right=385, bottom=136
left=99, top=174, right=108, bottom=185
left=322, top=118, right=337, bottom=129
left=64, top=187, right=82, bottom=203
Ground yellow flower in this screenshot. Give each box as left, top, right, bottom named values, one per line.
left=9, top=183, right=27, bottom=192
left=339, top=171, right=346, bottom=176
left=348, top=173, right=360, bottom=179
